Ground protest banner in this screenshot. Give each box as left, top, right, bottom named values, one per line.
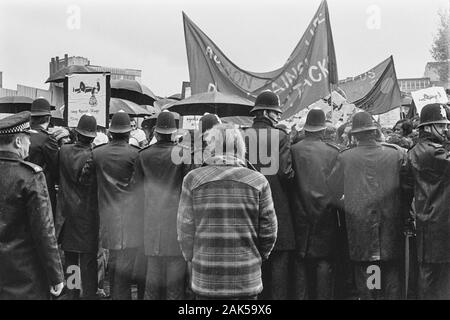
left=184, top=0, right=338, bottom=120
left=339, top=56, right=402, bottom=115
left=64, top=72, right=111, bottom=127
left=411, top=86, right=448, bottom=115
left=338, top=56, right=392, bottom=102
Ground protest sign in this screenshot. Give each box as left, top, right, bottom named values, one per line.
left=64, top=73, right=110, bottom=127
left=411, top=86, right=448, bottom=115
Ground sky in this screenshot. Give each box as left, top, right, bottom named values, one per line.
left=0, top=0, right=448, bottom=97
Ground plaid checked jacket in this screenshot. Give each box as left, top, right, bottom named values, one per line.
left=177, top=155, right=278, bottom=298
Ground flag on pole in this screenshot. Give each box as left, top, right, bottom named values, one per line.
left=183, top=0, right=338, bottom=120
left=338, top=56, right=402, bottom=115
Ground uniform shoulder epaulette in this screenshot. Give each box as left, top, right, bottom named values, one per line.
left=93, top=142, right=108, bottom=149
left=381, top=142, right=404, bottom=151
left=325, top=141, right=341, bottom=151
left=20, top=160, right=43, bottom=173
left=427, top=142, right=443, bottom=149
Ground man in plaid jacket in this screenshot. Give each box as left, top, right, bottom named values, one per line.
left=177, top=124, right=278, bottom=299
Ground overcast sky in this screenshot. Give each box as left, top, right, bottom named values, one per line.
left=0, top=0, right=448, bottom=97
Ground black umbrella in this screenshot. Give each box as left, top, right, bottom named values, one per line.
left=45, top=65, right=99, bottom=83
left=168, top=91, right=253, bottom=117
left=110, top=98, right=153, bottom=117
left=111, top=79, right=158, bottom=106
left=0, top=96, right=34, bottom=113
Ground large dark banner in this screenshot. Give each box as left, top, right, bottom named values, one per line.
left=184, top=0, right=338, bottom=119
left=338, top=56, right=402, bottom=114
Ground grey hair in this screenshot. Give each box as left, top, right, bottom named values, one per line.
left=204, top=123, right=246, bottom=162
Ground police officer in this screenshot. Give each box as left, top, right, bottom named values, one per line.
left=59, top=114, right=99, bottom=299
left=133, top=112, right=190, bottom=300
left=405, top=103, right=450, bottom=300
left=244, top=90, right=295, bottom=299
left=28, top=98, right=59, bottom=216
left=81, top=112, right=142, bottom=300
left=328, top=111, right=410, bottom=300
left=0, top=111, right=64, bottom=299
left=290, top=109, right=340, bottom=300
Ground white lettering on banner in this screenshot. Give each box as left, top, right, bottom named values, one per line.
left=207, top=45, right=258, bottom=91
left=309, top=66, right=322, bottom=82
left=317, top=59, right=329, bottom=77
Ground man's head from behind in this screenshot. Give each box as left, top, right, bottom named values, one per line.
left=30, top=98, right=52, bottom=130
left=204, top=123, right=246, bottom=163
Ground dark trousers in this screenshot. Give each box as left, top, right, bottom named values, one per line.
left=109, top=248, right=137, bottom=300
left=418, top=262, right=450, bottom=300
left=353, top=261, right=402, bottom=300
left=133, top=247, right=147, bottom=300
left=64, top=251, right=98, bottom=299
left=294, top=257, right=334, bottom=300
left=144, top=256, right=186, bottom=300
left=196, top=295, right=258, bottom=300
left=260, top=250, right=291, bottom=300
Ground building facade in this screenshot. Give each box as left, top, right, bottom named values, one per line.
left=397, top=77, right=432, bottom=93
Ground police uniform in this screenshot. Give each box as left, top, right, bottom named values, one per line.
left=0, top=112, right=64, bottom=300
left=244, top=91, right=295, bottom=300
left=80, top=112, right=142, bottom=300
left=405, top=103, right=450, bottom=300
left=290, top=109, right=340, bottom=300
left=58, top=114, right=99, bottom=299
left=327, top=112, right=410, bottom=300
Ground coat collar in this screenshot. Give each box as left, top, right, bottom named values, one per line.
left=0, top=150, right=21, bottom=160
left=75, top=140, right=93, bottom=149
left=357, top=139, right=380, bottom=147
left=252, top=118, right=276, bottom=129
left=154, top=140, right=177, bottom=147
left=204, top=154, right=246, bottom=167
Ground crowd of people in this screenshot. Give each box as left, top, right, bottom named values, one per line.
left=0, top=91, right=449, bottom=300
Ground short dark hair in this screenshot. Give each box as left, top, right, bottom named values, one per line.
left=0, top=133, right=17, bottom=146
left=110, top=132, right=130, bottom=141
left=401, top=120, right=413, bottom=135
left=31, top=115, right=51, bottom=127
left=76, top=132, right=94, bottom=144
left=305, top=130, right=325, bottom=137
left=253, top=110, right=266, bottom=119
left=352, top=129, right=377, bottom=142
left=155, top=132, right=172, bottom=142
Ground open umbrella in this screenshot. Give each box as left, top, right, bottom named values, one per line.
left=110, top=98, right=152, bottom=117
left=45, top=65, right=99, bottom=83
left=154, top=98, right=178, bottom=113
left=111, top=79, right=158, bottom=106
left=168, top=91, right=253, bottom=117
left=0, top=96, right=34, bottom=113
